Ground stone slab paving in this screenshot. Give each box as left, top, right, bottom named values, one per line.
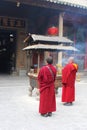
left=0, top=75, right=87, bottom=130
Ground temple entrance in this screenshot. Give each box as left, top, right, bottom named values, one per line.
left=0, top=29, right=16, bottom=74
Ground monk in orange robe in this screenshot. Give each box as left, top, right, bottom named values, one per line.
left=38, top=56, right=57, bottom=117
left=61, top=57, right=78, bottom=106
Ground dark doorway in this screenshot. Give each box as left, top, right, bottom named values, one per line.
left=0, top=29, right=16, bottom=74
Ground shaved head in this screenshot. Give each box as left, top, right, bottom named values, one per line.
left=46, top=56, right=53, bottom=64
left=68, top=57, right=74, bottom=63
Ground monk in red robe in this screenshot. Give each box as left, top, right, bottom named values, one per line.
left=38, top=56, right=57, bottom=117
left=61, top=57, right=78, bottom=106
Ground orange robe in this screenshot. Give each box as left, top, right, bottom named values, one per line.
left=62, top=63, right=78, bottom=103
left=38, top=64, right=57, bottom=114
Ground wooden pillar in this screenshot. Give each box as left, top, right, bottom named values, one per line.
left=84, top=34, right=87, bottom=70
left=59, top=12, right=64, bottom=37
left=44, top=51, right=50, bottom=63
left=58, top=12, right=64, bottom=67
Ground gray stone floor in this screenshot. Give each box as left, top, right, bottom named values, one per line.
left=0, top=74, right=87, bottom=130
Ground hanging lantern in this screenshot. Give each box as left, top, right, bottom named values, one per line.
left=47, top=26, right=58, bottom=36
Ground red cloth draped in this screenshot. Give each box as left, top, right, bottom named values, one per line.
left=38, top=64, right=57, bottom=114
left=62, top=63, right=78, bottom=103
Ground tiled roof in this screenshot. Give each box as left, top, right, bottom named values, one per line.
left=31, top=34, right=73, bottom=43
left=45, top=0, right=87, bottom=9
left=23, top=43, right=78, bottom=51
left=23, top=34, right=78, bottom=52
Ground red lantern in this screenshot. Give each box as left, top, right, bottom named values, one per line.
left=47, top=26, right=58, bottom=35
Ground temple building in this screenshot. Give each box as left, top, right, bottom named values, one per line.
left=0, top=0, right=87, bottom=75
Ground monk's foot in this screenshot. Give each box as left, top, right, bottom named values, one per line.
left=48, top=112, right=52, bottom=117
left=41, top=113, right=48, bottom=117
left=63, top=102, right=73, bottom=106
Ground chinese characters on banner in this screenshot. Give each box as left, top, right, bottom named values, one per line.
left=0, top=16, right=25, bottom=28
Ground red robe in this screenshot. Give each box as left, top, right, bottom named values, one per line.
left=62, top=63, right=78, bottom=103
left=38, top=64, right=57, bottom=114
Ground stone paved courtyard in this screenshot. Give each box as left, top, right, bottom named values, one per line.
left=0, top=74, right=87, bottom=130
